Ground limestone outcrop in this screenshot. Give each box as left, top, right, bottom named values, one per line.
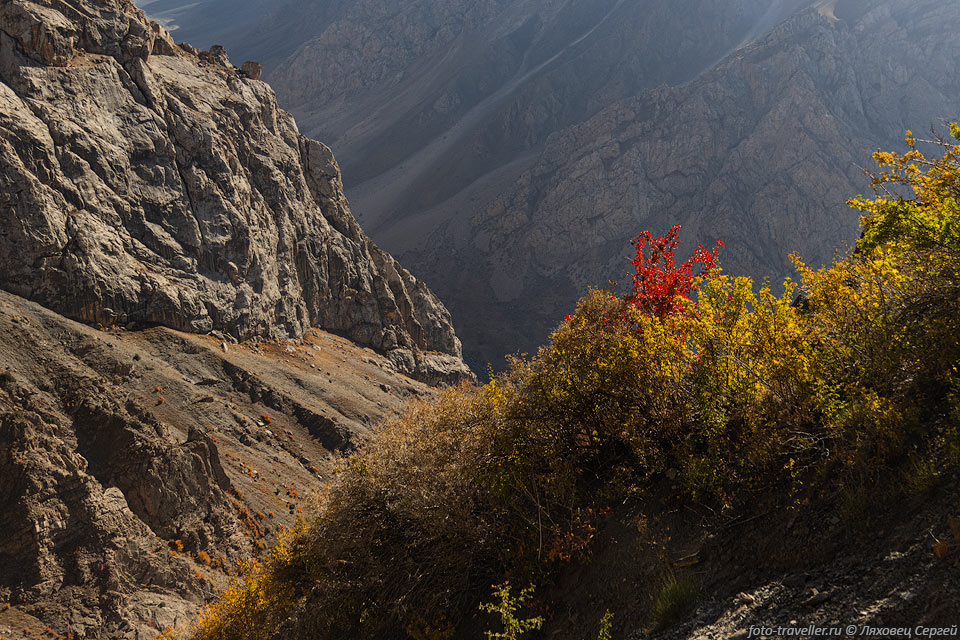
left=0, top=0, right=473, bottom=383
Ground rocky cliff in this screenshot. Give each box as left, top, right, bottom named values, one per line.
left=0, top=1, right=478, bottom=636
left=0, top=0, right=473, bottom=383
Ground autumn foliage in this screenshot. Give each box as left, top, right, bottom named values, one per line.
left=624, top=224, right=722, bottom=319
left=189, top=128, right=960, bottom=640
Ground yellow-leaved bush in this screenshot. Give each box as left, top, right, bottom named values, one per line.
left=187, top=128, right=960, bottom=640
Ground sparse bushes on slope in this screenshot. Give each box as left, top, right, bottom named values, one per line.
left=188, top=522, right=314, bottom=640
left=189, top=128, right=960, bottom=639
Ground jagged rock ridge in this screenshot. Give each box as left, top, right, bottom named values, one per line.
left=0, top=0, right=472, bottom=384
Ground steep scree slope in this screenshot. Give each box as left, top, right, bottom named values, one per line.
left=0, top=288, right=435, bottom=639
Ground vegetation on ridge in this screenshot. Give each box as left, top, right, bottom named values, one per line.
left=183, top=128, right=960, bottom=639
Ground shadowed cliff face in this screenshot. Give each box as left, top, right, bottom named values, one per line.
left=256, top=0, right=960, bottom=370
left=0, top=0, right=473, bottom=383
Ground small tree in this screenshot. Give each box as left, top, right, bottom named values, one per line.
left=624, top=224, right=723, bottom=319
left=479, top=583, right=543, bottom=640
left=850, top=124, right=960, bottom=255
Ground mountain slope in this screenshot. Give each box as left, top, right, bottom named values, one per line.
left=253, top=0, right=958, bottom=368
left=269, top=0, right=797, bottom=202
left=389, top=0, right=960, bottom=367
left=0, top=287, right=434, bottom=639
left=261, top=0, right=960, bottom=368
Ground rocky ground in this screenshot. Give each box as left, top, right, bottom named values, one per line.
left=0, top=289, right=439, bottom=639
left=533, top=470, right=960, bottom=639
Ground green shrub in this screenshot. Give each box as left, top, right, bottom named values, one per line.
left=478, top=583, right=543, bottom=640
left=648, top=570, right=700, bottom=632
left=597, top=610, right=615, bottom=640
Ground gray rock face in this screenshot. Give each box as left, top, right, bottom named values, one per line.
left=0, top=405, right=207, bottom=636
left=0, top=0, right=472, bottom=383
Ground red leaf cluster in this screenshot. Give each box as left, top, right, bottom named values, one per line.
left=625, top=224, right=722, bottom=319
